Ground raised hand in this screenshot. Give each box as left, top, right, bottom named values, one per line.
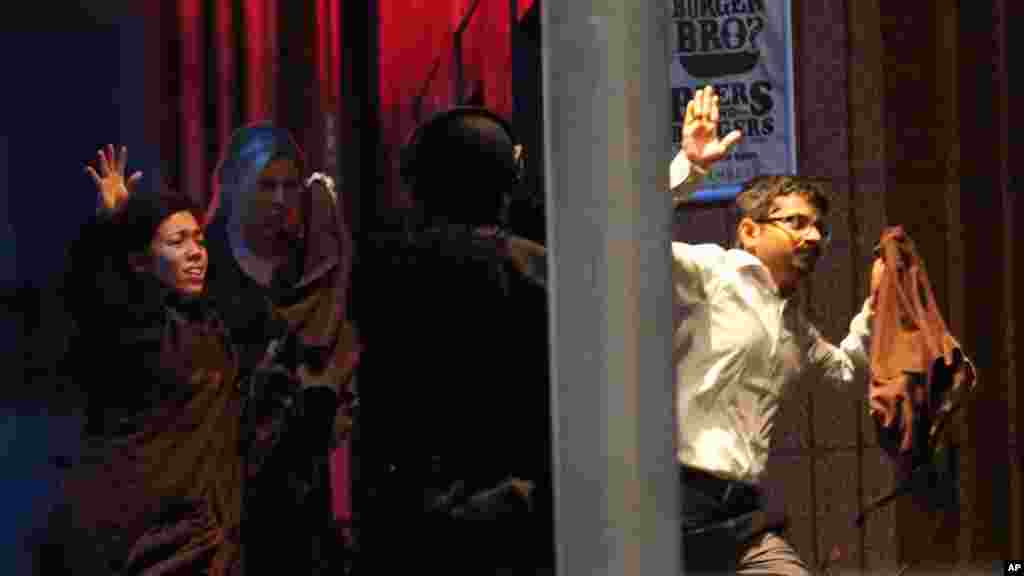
left=682, top=86, right=743, bottom=171
left=85, top=144, right=142, bottom=214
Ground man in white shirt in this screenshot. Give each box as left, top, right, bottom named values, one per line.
left=495, top=85, right=881, bottom=573
left=664, top=86, right=881, bottom=575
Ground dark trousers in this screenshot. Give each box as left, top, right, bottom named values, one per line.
left=680, top=466, right=808, bottom=576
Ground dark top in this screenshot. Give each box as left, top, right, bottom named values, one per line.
left=353, top=224, right=552, bottom=573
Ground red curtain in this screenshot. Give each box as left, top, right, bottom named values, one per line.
left=377, top=0, right=534, bottom=209
left=144, top=0, right=534, bottom=221
left=143, top=0, right=343, bottom=223
left=517, top=0, right=534, bottom=21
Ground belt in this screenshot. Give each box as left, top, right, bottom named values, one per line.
left=680, top=465, right=761, bottom=512
left=680, top=466, right=782, bottom=543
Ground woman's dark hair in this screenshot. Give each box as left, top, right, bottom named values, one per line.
left=116, top=184, right=204, bottom=254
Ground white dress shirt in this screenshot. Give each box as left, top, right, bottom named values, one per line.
left=670, top=153, right=873, bottom=486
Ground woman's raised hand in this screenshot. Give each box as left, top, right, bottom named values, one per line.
left=85, top=144, right=142, bottom=214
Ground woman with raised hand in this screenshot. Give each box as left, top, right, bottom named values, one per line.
left=41, top=145, right=245, bottom=575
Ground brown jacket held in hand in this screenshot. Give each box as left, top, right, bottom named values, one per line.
left=868, top=226, right=975, bottom=465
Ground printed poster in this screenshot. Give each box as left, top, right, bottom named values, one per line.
left=669, top=0, right=797, bottom=201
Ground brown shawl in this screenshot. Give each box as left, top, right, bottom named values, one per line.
left=868, top=226, right=975, bottom=463
left=64, top=308, right=244, bottom=575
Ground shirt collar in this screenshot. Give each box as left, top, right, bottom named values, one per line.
left=725, top=248, right=782, bottom=297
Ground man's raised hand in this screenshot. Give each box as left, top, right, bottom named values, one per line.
left=682, top=86, right=743, bottom=172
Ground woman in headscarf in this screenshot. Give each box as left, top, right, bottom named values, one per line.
left=41, top=145, right=245, bottom=574
left=206, top=123, right=359, bottom=571
left=208, top=123, right=355, bottom=380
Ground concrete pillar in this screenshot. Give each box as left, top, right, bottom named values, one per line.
left=541, top=2, right=681, bottom=574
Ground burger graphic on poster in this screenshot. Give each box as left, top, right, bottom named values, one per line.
left=673, top=3, right=765, bottom=78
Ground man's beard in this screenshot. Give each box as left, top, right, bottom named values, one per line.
left=791, top=247, right=820, bottom=274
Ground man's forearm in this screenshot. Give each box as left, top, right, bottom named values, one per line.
left=670, top=151, right=707, bottom=208
left=821, top=298, right=874, bottom=389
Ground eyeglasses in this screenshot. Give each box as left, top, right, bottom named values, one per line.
left=756, top=213, right=831, bottom=245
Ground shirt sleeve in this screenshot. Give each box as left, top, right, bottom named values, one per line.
left=670, top=242, right=725, bottom=306
left=668, top=151, right=720, bottom=305
left=807, top=298, right=874, bottom=390
left=670, top=150, right=708, bottom=208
